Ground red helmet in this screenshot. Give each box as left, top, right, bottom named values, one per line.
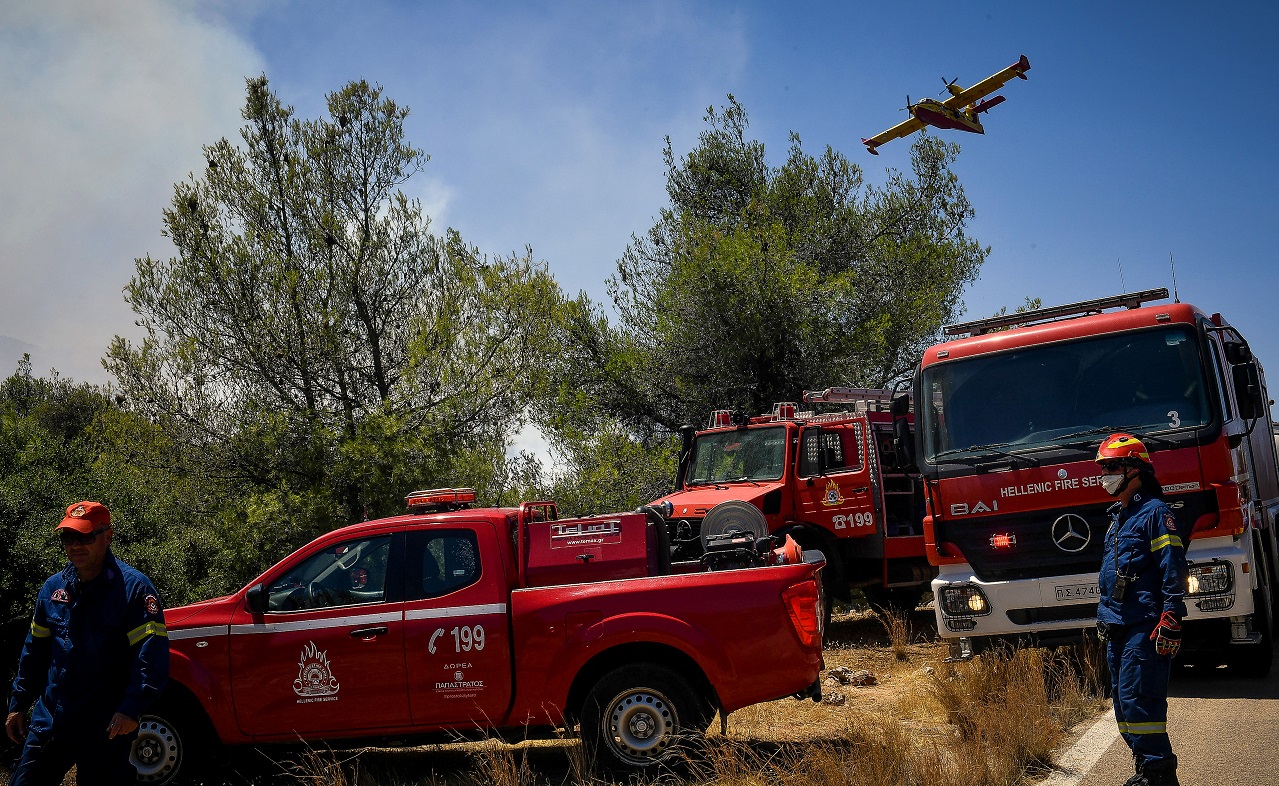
left=1095, top=432, right=1152, bottom=468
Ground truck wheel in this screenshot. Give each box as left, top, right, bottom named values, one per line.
left=863, top=586, right=922, bottom=614
left=1228, top=587, right=1274, bottom=678
left=132, top=701, right=217, bottom=785
left=580, top=664, right=709, bottom=774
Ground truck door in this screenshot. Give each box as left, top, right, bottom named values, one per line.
left=795, top=419, right=876, bottom=536
left=228, top=532, right=409, bottom=736
left=403, top=521, right=513, bottom=728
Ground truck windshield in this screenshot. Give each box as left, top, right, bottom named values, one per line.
left=688, top=426, right=787, bottom=483
left=921, top=325, right=1212, bottom=462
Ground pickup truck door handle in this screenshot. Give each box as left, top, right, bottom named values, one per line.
left=349, top=626, right=389, bottom=639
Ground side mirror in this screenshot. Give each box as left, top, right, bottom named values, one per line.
left=1225, top=342, right=1253, bottom=365
left=1234, top=363, right=1264, bottom=420
left=246, top=584, right=267, bottom=614
left=890, top=394, right=916, bottom=469
left=676, top=424, right=696, bottom=490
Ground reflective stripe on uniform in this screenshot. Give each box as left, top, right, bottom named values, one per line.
left=1150, top=534, right=1183, bottom=551
left=127, top=621, right=168, bottom=646
left=1118, top=720, right=1167, bottom=734
left=30, top=621, right=51, bottom=639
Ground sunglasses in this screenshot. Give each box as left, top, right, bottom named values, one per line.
left=60, top=528, right=110, bottom=547
left=1099, top=461, right=1126, bottom=473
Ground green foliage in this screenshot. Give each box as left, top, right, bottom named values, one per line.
left=563, top=96, right=987, bottom=432
left=0, top=357, right=231, bottom=626
left=106, top=77, right=563, bottom=530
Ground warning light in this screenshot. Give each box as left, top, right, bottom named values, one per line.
left=406, top=488, right=477, bottom=511
left=989, top=533, right=1017, bottom=549
left=772, top=402, right=797, bottom=420
left=708, top=410, right=734, bottom=428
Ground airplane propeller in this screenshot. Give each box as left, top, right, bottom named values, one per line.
left=939, top=77, right=959, bottom=95
left=900, top=95, right=913, bottom=112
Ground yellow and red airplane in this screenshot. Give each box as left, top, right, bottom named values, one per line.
left=861, top=55, right=1030, bottom=155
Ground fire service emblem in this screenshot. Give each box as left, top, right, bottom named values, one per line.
left=293, top=641, right=340, bottom=701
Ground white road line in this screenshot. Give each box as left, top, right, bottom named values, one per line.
left=1041, top=713, right=1121, bottom=786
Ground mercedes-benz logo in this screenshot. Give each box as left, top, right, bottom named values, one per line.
left=1051, top=514, right=1092, bottom=553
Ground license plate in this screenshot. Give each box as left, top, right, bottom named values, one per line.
left=1054, top=583, right=1100, bottom=602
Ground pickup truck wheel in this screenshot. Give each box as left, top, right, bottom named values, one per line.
left=132, top=703, right=216, bottom=785
left=581, top=664, right=708, bottom=773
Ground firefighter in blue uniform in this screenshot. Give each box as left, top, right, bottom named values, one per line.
left=1095, top=434, right=1186, bottom=786
left=5, top=501, right=169, bottom=786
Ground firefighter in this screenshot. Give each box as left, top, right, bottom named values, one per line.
left=1095, top=434, right=1186, bottom=786
left=5, top=501, right=169, bottom=786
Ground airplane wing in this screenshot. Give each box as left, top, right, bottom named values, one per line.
left=862, top=116, right=926, bottom=155
left=942, top=55, right=1031, bottom=109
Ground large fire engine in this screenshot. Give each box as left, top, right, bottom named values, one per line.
left=913, top=288, right=1278, bottom=673
left=135, top=490, right=824, bottom=784
left=650, top=390, right=934, bottom=613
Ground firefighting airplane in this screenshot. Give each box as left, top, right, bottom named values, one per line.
left=861, top=55, right=1031, bottom=155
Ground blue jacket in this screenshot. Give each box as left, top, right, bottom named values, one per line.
left=8, top=552, right=169, bottom=736
left=1098, top=492, right=1188, bottom=627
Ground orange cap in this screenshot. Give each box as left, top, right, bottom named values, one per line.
left=58, top=501, right=111, bottom=533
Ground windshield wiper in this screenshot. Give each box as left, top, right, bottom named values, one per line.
left=934, top=442, right=1039, bottom=466
left=1052, top=425, right=1176, bottom=448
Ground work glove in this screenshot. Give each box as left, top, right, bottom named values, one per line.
left=1149, top=610, right=1181, bottom=657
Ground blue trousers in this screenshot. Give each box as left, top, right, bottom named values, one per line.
left=1105, top=621, right=1175, bottom=766
left=10, top=725, right=137, bottom=786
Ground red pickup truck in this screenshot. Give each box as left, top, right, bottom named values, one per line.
left=132, top=490, right=825, bottom=783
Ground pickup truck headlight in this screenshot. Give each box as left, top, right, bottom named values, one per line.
left=939, top=584, right=991, bottom=617
left=1186, top=561, right=1233, bottom=596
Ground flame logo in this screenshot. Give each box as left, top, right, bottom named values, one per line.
left=821, top=479, right=845, bottom=507
left=293, top=640, right=340, bottom=697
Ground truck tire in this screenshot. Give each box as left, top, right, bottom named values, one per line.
left=580, top=664, right=709, bottom=774
left=132, top=697, right=218, bottom=785
left=1227, top=587, right=1274, bottom=678
left=863, top=586, right=924, bottom=614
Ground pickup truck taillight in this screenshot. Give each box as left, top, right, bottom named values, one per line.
left=782, top=579, right=821, bottom=648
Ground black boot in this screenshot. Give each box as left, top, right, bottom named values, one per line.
left=1143, top=756, right=1179, bottom=786
left=1121, top=753, right=1148, bottom=786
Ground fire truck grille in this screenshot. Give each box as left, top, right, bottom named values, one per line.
left=936, top=489, right=1212, bottom=582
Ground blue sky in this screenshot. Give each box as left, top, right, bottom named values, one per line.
left=3, top=1, right=1277, bottom=402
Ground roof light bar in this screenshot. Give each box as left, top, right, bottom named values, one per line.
left=771, top=402, right=798, bottom=420
left=405, top=488, right=477, bottom=510
left=943, top=288, right=1169, bottom=337
left=803, top=387, right=895, bottom=405
left=708, top=409, right=734, bottom=428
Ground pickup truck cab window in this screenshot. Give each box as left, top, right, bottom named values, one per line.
left=406, top=530, right=481, bottom=599
left=267, top=535, right=393, bottom=612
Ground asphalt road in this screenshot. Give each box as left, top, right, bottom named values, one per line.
left=1072, top=651, right=1279, bottom=786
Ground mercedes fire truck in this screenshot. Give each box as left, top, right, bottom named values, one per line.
left=913, top=289, right=1279, bottom=673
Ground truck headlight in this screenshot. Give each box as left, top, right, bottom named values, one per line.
left=1186, top=561, right=1233, bottom=596
left=939, top=584, right=991, bottom=617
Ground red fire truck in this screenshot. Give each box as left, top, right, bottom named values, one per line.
left=912, top=288, right=1278, bottom=672
left=133, top=490, right=824, bottom=784
left=650, top=390, right=934, bottom=614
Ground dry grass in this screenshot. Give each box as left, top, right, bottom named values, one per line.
left=213, top=608, right=1110, bottom=786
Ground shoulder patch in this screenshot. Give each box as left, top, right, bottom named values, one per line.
left=51, top=588, right=70, bottom=603
left=1163, top=513, right=1177, bottom=532
left=145, top=594, right=160, bottom=616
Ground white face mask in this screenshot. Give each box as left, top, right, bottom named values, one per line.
left=1101, top=472, right=1128, bottom=496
